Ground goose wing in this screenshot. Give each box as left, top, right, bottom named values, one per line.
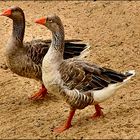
left=59, top=59, right=129, bottom=92
left=24, top=39, right=88, bottom=65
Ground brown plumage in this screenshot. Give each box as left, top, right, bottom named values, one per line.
left=0, top=6, right=88, bottom=100
left=35, top=14, right=135, bottom=133
left=58, top=59, right=132, bottom=109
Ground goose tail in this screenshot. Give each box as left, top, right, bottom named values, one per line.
left=123, top=70, right=135, bottom=82
left=93, top=70, right=135, bottom=103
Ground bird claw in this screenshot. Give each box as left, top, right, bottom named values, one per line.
left=90, top=111, right=104, bottom=120
left=53, top=124, right=71, bottom=133
left=29, top=88, right=47, bottom=100
left=29, top=93, right=45, bottom=100
left=90, top=104, right=104, bottom=120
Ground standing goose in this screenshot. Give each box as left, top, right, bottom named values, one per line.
left=0, top=6, right=89, bottom=100
left=35, top=14, right=135, bottom=133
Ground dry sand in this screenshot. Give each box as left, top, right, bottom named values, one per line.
left=0, top=1, right=140, bottom=139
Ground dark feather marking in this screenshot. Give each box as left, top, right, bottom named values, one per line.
left=92, top=75, right=109, bottom=87
left=59, top=60, right=130, bottom=94
left=103, top=72, right=125, bottom=82
left=26, top=40, right=87, bottom=66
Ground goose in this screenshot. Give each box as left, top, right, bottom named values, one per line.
left=35, top=14, right=135, bottom=133
left=0, top=6, right=89, bottom=100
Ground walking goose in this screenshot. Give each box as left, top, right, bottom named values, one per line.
left=35, top=14, right=135, bottom=133
left=0, top=6, right=88, bottom=100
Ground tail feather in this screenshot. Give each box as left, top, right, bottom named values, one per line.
left=93, top=70, right=135, bottom=103
left=102, top=68, right=126, bottom=83
left=123, top=70, right=135, bottom=82
left=102, top=68, right=135, bottom=84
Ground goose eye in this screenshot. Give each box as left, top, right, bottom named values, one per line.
left=47, top=18, right=52, bottom=23
left=49, top=19, right=52, bottom=23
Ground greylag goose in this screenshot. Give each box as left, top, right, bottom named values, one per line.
left=0, top=6, right=89, bottom=100
left=35, top=14, right=135, bottom=133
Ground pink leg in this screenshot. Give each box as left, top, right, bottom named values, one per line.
left=29, top=84, right=48, bottom=100
left=90, top=104, right=104, bottom=119
left=53, top=109, right=76, bottom=133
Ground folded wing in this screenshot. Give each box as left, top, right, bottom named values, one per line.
left=59, top=59, right=130, bottom=92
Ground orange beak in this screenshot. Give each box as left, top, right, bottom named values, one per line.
left=35, top=17, right=46, bottom=25
left=0, top=9, right=12, bottom=16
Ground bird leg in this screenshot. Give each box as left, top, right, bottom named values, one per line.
left=53, top=108, right=76, bottom=133
left=29, top=84, right=48, bottom=100
left=90, top=104, right=104, bottom=119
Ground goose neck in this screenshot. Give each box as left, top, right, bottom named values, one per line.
left=51, top=26, right=65, bottom=53
left=12, top=16, right=25, bottom=43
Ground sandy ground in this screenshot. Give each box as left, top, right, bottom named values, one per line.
left=0, top=1, right=140, bottom=139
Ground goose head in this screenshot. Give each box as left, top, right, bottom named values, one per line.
left=0, top=6, right=25, bottom=44
left=0, top=6, right=24, bottom=21
left=35, top=14, right=63, bottom=33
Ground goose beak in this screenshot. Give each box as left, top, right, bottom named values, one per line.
left=0, top=9, right=12, bottom=16
left=35, top=18, right=46, bottom=25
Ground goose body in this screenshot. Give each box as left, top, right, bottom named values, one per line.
left=36, top=14, right=135, bottom=133
left=43, top=57, right=135, bottom=109
left=6, top=38, right=87, bottom=81
left=0, top=6, right=88, bottom=100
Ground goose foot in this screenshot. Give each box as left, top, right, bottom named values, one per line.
left=90, top=104, right=104, bottom=119
left=29, top=84, right=48, bottom=100
left=53, top=124, right=72, bottom=133
left=53, top=109, right=76, bottom=133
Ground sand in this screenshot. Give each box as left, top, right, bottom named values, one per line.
left=0, top=1, right=140, bottom=139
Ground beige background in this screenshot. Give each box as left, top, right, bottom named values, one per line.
left=0, top=1, right=139, bottom=139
